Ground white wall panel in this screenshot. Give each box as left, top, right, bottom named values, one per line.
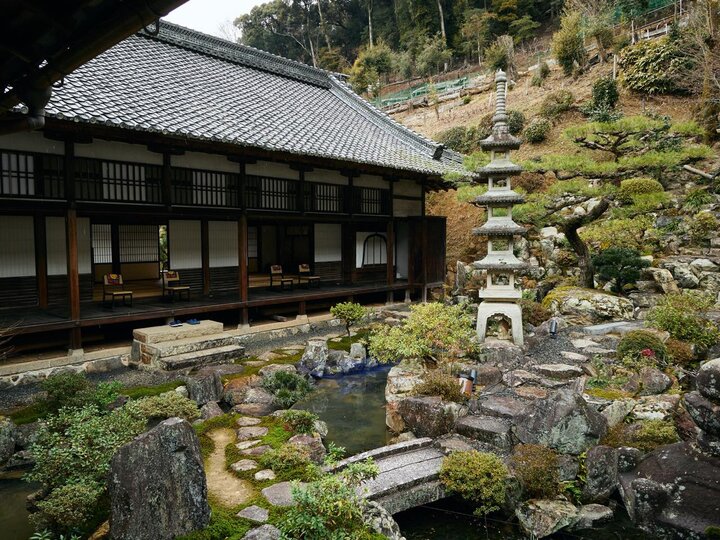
left=306, top=169, right=348, bottom=185
left=0, top=216, right=34, bottom=277
left=75, top=139, right=162, bottom=164
left=246, top=161, right=298, bottom=180
left=169, top=220, right=201, bottom=269
left=394, top=180, right=422, bottom=197
left=46, top=217, right=92, bottom=275
left=314, top=224, right=341, bottom=262
left=393, top=199, right=422, bottom=217
left=172, top=152, right=238, bottom=173
left=354, top=174, right=388, bottom=189
left=209, top=221, right=238, bottom=267
left=0, top=131, right=64, bottom=155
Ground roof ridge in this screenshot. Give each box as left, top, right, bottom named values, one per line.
left=148, top=20, right=333, bottom=88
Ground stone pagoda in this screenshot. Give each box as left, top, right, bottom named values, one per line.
left=472, top=69, right=527, bottom=346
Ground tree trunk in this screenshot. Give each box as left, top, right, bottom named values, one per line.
left=595, top=36, right=607, bottom=63
left=436, top=0, right=448, bottom=71
left=317, top=0, right=332, bottom=50
left=368, top=1, right=374, bottom=48
left=562, top=197, right=611, bottom=289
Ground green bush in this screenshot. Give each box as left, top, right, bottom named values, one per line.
left=41, top=373, right=121, bottom=414
left=523, top=117, right=551, bottom=143
left=330, top=302, right=367, bottom=336
left=32, top=481, right=104, bottom=533
left=484, top=41, right=509, bottom=72
left=539, top=60, right=550, bottom=79
left=619, top=37, right=693, bottom=95
left=279, top=460, right=380, bottom=540
left=530, top=74, right=543, bottom=87
left=413, top=369, right=466, bottom=403
left=689, top=211, right=719, bottom=243
left=591, top=77, right=620, bottom=110
left=437, top=126, right=472, bottom=153
left=539, top=90, right=574, bottom=120
left=616, top=330, right=668, bottom=365
left=646, top=292, right=720, bottom=349
left=552, top=11, right=587, bottom=76
left=507, top=110, right=525, bottom=136
left=124, top=391, right=200, bottom=422
left=279, top=409, right=319, bottom=435
left=684, top=188, right=714, bottom=211
left=368, top=303, right=476, bottom=364
left=259, top=443, right=318, bottom=480
left=602, top=419, right=679, bottom=452
left=618, top=177, right=664, bottom=202
left=262, top=371, right=313, bottom=408
left=592, top=247, right=650, bottom=293
left=510, top=444, right=560, bottom=499
left=519, top=299, right=552, bottom=326
left=439, top=451, right=508, bottom=516
left=665, top=338, right=694, bottom=365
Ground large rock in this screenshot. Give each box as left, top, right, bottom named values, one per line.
left=385, top=362, right=425, bottom=433
left=478, top=340, right=525, bottom=370
left=514, top=390, right=608, bottom=455
left=647, top=268, right=679, bottom=294
left=324, top=349, right=366, bottom=376
left=583, top=445, right=618, bottom=503
left=288, top=433, right=326, bottom=463
left=619, top=442, right=720, bottom=537
left=0, top=417, right=16, bottom=465
left=455, top=415, right=512, bottom=451
left=542, top=287, right=634, bottom=325
left=108, top=418, right=210, bottom=540
left=186, top=373, right=223, bottom=406
left=637, top=367, right=671, bottom=396
left=683, top=391, right=720, bottom=435
left=397, top=396, right=466, bottom=438
left=296, top=339, right=328, bottom=378
left=516, top=499, right=580, bottom=538
left=362, top=500, right=404, bottom=540
left=666, top=262, right=699, bottom=289
left=697, top=358, right=720, bottom=402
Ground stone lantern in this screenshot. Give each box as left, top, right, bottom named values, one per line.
left=472, top=69, right=527, bottom=346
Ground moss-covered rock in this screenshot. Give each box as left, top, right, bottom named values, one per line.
left=542, top=287, right=634, bottom=324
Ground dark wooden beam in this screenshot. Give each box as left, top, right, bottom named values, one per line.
left=201, top=219, right=210, bottom=296
left=239, top=215, right=248, bottom=303
left=298, top=169, right=306, bottom=214
left=111, top=223, right=120, bottom=274
left=162, top=152, right=172, bottom=208
left=64, top=139, right=75, bottom=204
left=34, top=214, right=48, bottom=309
left=386, top=220, right=395, bottom=287
left=66, top=208, right=81, bottom=348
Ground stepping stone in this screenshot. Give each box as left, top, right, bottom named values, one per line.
left=244, top=360, right=266, bottom=367
left=259, top=351, right=283, bottom=361
left=535, top=363, right=584, bottom=380
left=560, top=351, right=589, bottom=362
left=259, top=364, right=297, bottom=377
left=514, top=386, right=548, bottom=400
left=571, top=339, right=598, bottom=349
left=234, top=403, right=276, bottom=417
left=231, top=459, right=258, bottom=472
left=585, top=346, right=615, bottom=358
left=254, top=469, right=276, bottom=481
left=242, top=445, right=272, bottom=456
left=477, top=395, right=529, bottom=420
left=262, top=481, right=306, bottom=507
left=236, top=440, right=261, bottom=451
left=237, top=505, right=269, bottom=523
left=236, top=417, right=262, bottom=427
left=237, top=426, right=268, bottom=441
left=456, top=415, right=512, bottom=452
left=243, top=524, right=281, bottom=539
left=582, top=321, right=642, bottom=336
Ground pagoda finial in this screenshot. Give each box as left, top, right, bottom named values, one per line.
left=492, top=69, right=508, bottom=131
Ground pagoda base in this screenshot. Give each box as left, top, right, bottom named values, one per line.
left=477, top=301, right=524, bottom=347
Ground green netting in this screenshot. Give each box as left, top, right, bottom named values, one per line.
left=376, top=76, right=470, bottom=107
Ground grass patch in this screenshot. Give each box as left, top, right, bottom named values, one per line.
left=7, top=401, right=47, bottom=425
left=585, top=387, right=633, bottom=400
left=239, top=351, right=302, bottom=378
left=177, top=503, right=252, bottom=540
left=327, top=329, right=370, bottom=352
left=194, top=413, right=242, bottom=458
left=122, top=380, right=184, bottom=399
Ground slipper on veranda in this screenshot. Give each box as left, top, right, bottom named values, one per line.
left=169, top=320, right=183, bottom=327
left=187, top=318, right=200, bottom=325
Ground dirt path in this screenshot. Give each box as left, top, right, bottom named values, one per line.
left=205, top=428, right=253, bottom=507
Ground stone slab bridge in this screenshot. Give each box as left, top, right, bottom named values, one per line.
left=327, top=437, right=446, bottom=514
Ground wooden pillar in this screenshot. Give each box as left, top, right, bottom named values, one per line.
left=386, top=220, right=395, bottom=285
left=64, top=140, right=75, bottom=203
left=238, top=215, right=248, bottom=303
left=111, top=223, right=120, bottom=274
left=66, top=208, right=81, bottom=349
left=162, top=152, right=172, bottom=208
left=201, top=220, right=210, bottom=296
left=298, top=300, right=306, bottom=316
left=34, top=214, right=48, bottom=309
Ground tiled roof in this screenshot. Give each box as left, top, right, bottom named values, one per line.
left=39, top=21, right=466, bottom=178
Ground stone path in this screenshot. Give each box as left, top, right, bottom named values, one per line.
left=206, top=429, right=253, bottom=507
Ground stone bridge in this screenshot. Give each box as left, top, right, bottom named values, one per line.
left=328, top=437, right=446, bottom=514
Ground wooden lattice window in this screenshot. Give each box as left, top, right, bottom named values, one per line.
left=119, top=225, right=159, bottom=263
left=362, top=233, right=387, bottom=267
left=1, top=151, right=35, bottom=196
left=91, top=224, right=113, bottom=264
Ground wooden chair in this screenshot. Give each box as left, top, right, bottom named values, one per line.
left=103, top=274, right=133, bottom=308
left=298, top=264, right=320, bottom=288
left=269, top=265, right=294, bottom=290
left=163, top=270, right=191, bottom=301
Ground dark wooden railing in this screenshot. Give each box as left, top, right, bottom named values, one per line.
left=353, top=186, right=391, bottom=215
left=75, top=158, right=162, bottom=203
left=0, top=150, right=65, bottom=199
left=245, top=175, right=299, bottom=211
left=172, top=167, right=240, bottom=207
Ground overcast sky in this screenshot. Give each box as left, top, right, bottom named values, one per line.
left=165, top=0, right=263, bottom=39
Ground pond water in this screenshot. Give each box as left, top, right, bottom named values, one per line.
left=0, top=477, right=38, bottom=540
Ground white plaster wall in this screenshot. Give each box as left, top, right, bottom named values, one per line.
left=0, top=215, right=34, bottom=277
left=314, top=224, right=341, bottom=262
left=75, top=139, right=162, bottom=164
left=46, top=217, right=91, bottom=275
left=209, top=221, right=238, bottom=267
left=306, top=169, right=348, bottom=185
left=394, top=180, right=422, bottom=197
left=354, top=174, right=388, bottom=189
left=0, top=131, right=64, bottom=155
left=355, top=231, right=387, bottom=268
left=246, top=161, right=298, bottom=180
left=396, top=221, right=409, bottom=279
left=169, top=220, right=201, bottom=269
left=393, top=199, right=422, bottom=217
left=172, top=152, right=239, bottom=173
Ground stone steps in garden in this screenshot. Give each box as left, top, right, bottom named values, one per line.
left=158, top=344, right=245, bottom=370
left=455, top=415, right=513, bottom=452
left=151, top=332, right=241, bottom=358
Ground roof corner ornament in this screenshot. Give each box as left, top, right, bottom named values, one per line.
left=433, top=144, right=445, bottom=160
left=143, top=19, right=161, bottom=36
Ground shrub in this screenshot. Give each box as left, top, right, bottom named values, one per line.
left=519, top=299, right=552, bottom=326
left=437, top=126, right=472, bottom=153
left=539, top=60, right=550, bottom=79
left=602, top=419, right=679, bottom=452
left=510, top=444, right=560, bottom=499
left=507, top=110, right=525, bottom=136
left=689, top=211, right=719, bottom=243
left=513, top=173, right=548, bottom=194
left=484, top=40, right=509, bottom=72
left=279, top=460, right=379, bottom=540
left=262, top=371, right=313, bottom=408
left=368, top=303, right=476, bottom=364
left=619, top=37, right=693, bottom=95
left=591, top=77, right=620, bottom=110
left=617, top=330, right=668, bottom=365
left=646, top=292, right=720, bottom=349
left=552, top=11, right=587, bottom=76
left=125, top=391, right=200, bottom=422
left=665, top=338, right=694, bottom=365
left=684, top=188, right=714, bottom=211
left=41, top=373, right=121, bottom=414
left=524, top=117, right=551, bottom=143
left=539, top=90, right=574, bottom=120
left=581, top=215, right=657, bottom=252
left=280, top=409, right=319, bottom=435
left=439, top=451, right=508, bottom=516
left=32, top=480, right=104, bottom=533
left=260, top=443, right=319, bottom=480
left=531, top=74, right=544, bottom=87
left=618, top=177, right=664, bottom=202
left=330, top=302, right=367, bottom=336
left=592, top=248, right=650, bottom=293
left=413, top=369, right=466, bottom=402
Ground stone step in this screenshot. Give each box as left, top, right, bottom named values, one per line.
left=455, top=415, right=512, bottom=451
left=133, top=320, right=225, bottom=345
left=158, top=344, right=245, bottom=370
left=476, top=395, right=529, bottom=420
left=152, top=333, right=239, bottom=358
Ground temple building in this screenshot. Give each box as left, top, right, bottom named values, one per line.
left=472, top=70, right=527, bottom=346
left=0, top=21, right=466, bottom=355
